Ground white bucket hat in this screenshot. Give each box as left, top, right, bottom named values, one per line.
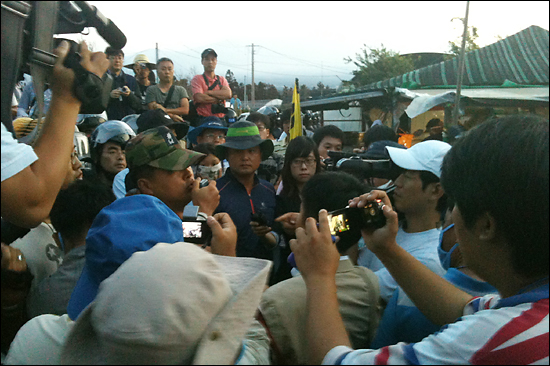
left=386, top=140, right=451, bottom=178
left=124, top=53, right=156, bottom=70
left=61, top=243, right=272, bottom=365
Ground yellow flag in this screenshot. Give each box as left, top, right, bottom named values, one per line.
left=289, top=78, right=302, bottom=140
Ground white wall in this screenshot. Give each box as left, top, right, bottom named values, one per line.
left=323, top=107, right=362, bottom=132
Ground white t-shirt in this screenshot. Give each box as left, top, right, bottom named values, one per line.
left=4, top=314, right=73, bottom=365
left=358, top=227, right=446, bottom=302
left=1, top=122, right=38, bottom=182
left=11, top=222, right=63, bottom=291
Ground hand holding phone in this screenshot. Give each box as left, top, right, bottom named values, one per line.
left=182, top=219, right=212, bottom=245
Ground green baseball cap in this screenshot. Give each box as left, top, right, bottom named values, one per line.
left=125, top=126, right=205, bottom=171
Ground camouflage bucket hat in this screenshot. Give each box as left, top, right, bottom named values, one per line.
left=125, top=126, right=205, bottom=171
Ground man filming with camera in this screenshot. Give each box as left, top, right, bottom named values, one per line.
left=356, top=140, right=451, bottom=303
left=1, top=41, right=109, bottom=228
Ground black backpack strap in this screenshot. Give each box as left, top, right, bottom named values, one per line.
left=163, top=85, right=176, bottom=108
left=203, top=74, right=221, bottom=91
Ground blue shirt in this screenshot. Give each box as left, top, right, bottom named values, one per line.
left=106, top=70, right=142, bottom=121
left=215, top=168, right=276, bottom=260
left=17, top=82, right=52, bottom=118
left=371, top=267, right=498, bottom=348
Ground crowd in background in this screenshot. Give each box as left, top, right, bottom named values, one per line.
left=1, top=37, right=548, bottom=365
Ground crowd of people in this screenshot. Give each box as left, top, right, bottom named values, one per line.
left=1, top=35, right=548, bottom=365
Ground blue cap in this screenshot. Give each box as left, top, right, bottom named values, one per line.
left=187, top=117, right=227, bottom=145
left=67, top=195, right=184, bottom=320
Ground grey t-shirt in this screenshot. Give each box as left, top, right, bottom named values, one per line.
left=145, top=85, right=189, bottom=109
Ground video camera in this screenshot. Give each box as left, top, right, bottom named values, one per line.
left=2, top=1, right=127, bottom=132
left=324, top=151, right=404, bottom=190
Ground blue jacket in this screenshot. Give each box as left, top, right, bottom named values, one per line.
left=215, top=168, right=276, bottom=260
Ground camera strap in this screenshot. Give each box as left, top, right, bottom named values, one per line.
left=202, top=74, right=220, bottom=91
left=25, top=1, right=58, bottom=145
left=163, top=85, right=175, bottom=108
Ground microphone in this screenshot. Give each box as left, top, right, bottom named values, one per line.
left=73, top=1, right=127, bottom=50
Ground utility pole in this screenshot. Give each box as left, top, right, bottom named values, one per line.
left=452, top=1, right=470, bottom=125
left=244, top=75, right=247, bottom=110
left=247, top=43, right=255, bottom=109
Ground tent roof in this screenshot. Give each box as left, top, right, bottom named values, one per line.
left=362, top=25, right=549, bottom=90
left=401, top=87, right=549, bottom=118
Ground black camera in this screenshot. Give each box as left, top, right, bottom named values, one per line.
left=211, top=102, right=228, bottom=115
left=182, top=218, right=212, bottom=245
left=327, top=199, right=386, bottom=237
left=2, top=1, right=126, bottom=131
left=61, top=40, right=113, bottom=114
left=251, top=212, right=268, bottom=227
left=325, top=151, right=403, bottom=183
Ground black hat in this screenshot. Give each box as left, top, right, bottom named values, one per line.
left=136, top=109, right=189, bottom=139
left=215, top=121, right=274, bottom=161
left=363, top=140, right=406, bottom=160
left=201, top=48, right=218, bottom=59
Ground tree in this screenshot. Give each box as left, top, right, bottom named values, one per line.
left=225, top=69, right=239, bottom=96
left=345, top=44, right=415, bottom=87
left=299, top=84, right=311, bottom=99
left=448, top=18, right=480, bottom=57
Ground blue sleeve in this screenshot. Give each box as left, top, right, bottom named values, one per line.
left=370, top=288, right=401, bottom=349
left=17, top=82, right=35, bottom=117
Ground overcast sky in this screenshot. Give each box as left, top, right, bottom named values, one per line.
left=76, top=1, right=549, bottom=89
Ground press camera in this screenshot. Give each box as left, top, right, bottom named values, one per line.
left=324, top=150, right=404, bottom=191
left=2, top=1, right=127, bottom=130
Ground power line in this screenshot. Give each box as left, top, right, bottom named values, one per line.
left=257, top=45, right=352, bottom=74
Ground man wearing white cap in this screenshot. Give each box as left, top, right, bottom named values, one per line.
left=358, top=140, right=452, bottom=302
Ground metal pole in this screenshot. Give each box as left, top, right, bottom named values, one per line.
left=452, top=1, right=470, bottom=125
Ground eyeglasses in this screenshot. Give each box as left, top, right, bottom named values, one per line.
left=257, top=126, right=266, bottom=131
left=204, top=133, right=226, bottom=140
left=291, top=157, right=316, bottom=168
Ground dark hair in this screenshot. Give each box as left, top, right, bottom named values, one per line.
left=281, top=136, right=321, bottom=200
left=105, top=47, right=124, bottom=57
left=50, top=178, right=115, bottom=242
left=363, top=125, right=398, bottom=150
left=280, top=109, right=291, bottom=123
left=441, top=114, right=549, bottom=278
left=157, top=57, right=173, bottom=66
left=301, top=171, right=366, bottom=253
left=313, top=125, right=344, bottom=147
left=426, top=118, right=443, bottom=130
left=247, top=112, right=271, bottom=130
left=126, top=164, right=161, bottom=192
left=419, top=171, right=447, bottom=219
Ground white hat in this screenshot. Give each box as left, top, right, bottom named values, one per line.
left=61, top=243, right=272, bottom=365
left=386, top=140, right=451, bottom=178
left=124, top=54, right=156, bottom=70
